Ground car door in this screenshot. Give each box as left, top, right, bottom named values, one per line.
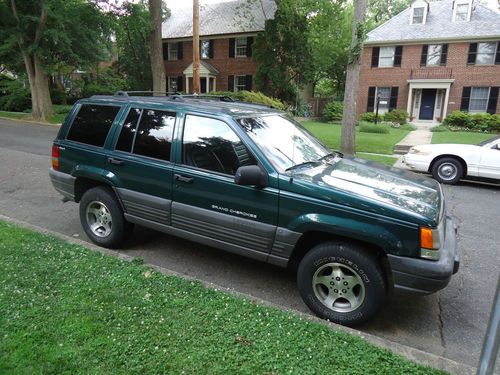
left=104, top=106, right=176, bottom=226
left=171, top=113, right=279, bottom=261
left=478, top=140, right=500, bottom=179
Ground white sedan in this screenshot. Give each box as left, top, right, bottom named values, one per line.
left=402, top=136, right=500, bottom=184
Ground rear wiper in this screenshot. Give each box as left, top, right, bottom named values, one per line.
left=285, top=161, right=318, bottom=172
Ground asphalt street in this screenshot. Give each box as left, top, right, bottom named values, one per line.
left=0, top=118, right=498, bottom=371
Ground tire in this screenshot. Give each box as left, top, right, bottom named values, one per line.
left=431, top=157, right=463, bottom=184
left=79, top=186, right=126, bottom=248
left=297, top=242, right=386, bottom=326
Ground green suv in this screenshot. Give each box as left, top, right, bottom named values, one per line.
left=50, top=93, right=459, bottom=326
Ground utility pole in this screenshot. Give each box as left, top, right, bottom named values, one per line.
left=193, top=0, right=200, bottom=94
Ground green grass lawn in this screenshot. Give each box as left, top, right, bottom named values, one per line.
left=303, top=121, right=411, bottom=155
left=356, top=153, right=398, bottom=167
left=0, top=221, right=442, bottom=375
left=431, top=131, right=495, bottom=145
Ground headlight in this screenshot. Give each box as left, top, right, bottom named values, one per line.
left=409, top=147, right=432, bottom=155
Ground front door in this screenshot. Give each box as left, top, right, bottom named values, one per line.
left=419, top=89, right=436, bottom=120
left=171, top=114, right=279, bottom=260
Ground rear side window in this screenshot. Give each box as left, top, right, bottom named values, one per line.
left=67, top=104, right=120, bottom=147
left=115, top=108, right=175, bottom=162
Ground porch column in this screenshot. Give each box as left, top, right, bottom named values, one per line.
left=407, top=85, right=414, bottom=120
left=186, top=76, right=189, bottom=93
left=443, top=87, right=451, bottom=120
left=213, top=77, right=216, bottom=92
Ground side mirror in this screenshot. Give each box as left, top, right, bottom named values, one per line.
left=234, top=165, right=268, bottom=187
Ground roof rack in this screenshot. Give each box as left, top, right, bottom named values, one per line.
left=114, top=91, right=181, bottom=97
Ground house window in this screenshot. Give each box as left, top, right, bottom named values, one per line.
left=235, top=38, right=247, bottom=57
left=469, top=87, right=490, bottom=113
left=476, top=42, right=497, bottom=65
left=412, top=7, right=425, bottom=24
left=455, top=3, right=469, bottom=21
left=379, top=47, right=395, bottom=67
left=168, top=43, right=178, bottom=61
left=168, top=77, right=178, bottom=92
left=375, top=87, right=391, bottom=114
left=235, top=75, right=247, bottom=91
left=427, top=44, right=443, bottom=66
left=201, top=40, right=210, bottom=59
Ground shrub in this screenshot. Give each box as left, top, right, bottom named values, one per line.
left=443, top=111, right=500, bottom=132
left=0, top=76, right=31, bottom=112
left=431, top=125, right=450, bottom=132
left=384, top=109, right=408, bottom=125
left=443, top=111, right=471, bottom=129
left=358, top=121, right=390, bottom=134
left=359, top=112, right=383, bottom=123
left=322, top=101, right=343, bottom=122
left=211, top=91, right=287, bottom=111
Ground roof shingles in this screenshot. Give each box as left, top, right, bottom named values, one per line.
left=366, top=0, right=500, bottom=44
left=162, top=0, right=277, bottom=39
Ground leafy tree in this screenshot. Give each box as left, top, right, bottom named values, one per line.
left=253, top=0, right=314, bottom=103
left=0, top=0, right=114, bottom=120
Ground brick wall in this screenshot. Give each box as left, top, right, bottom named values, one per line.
left=357, top=42, right=500, bottom=119
left=163, top=38, right=258, bottom=92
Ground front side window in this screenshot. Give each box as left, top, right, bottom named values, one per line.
left=235, top=37, right=247, bottom=57
left=201, top=40, right=210, bottom=59
left=455, top=3, right=469, bottom=21
left=237, top=115, right=330, bottom=172
left=168, top=43, right=178, bottom=60
left=476, top=42, right=496, bottom=65
left=375, top=87, right=391, bottom=114
left=182, top=115, right=256, bottom=175
left=67, top=104, right=120, bottom=147
left=427, top=44, right=442, bottom=66
left=469, top=87, right=490, bottom=113
left=412, top=7, right=424, bottom=24
left=379, top=46, right=395, bottom=67
left=115, top=108, right=175, bottom=161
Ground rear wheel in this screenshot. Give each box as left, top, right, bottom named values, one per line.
left=297, top=241, right=386, bottom=326
left=431, top=157, right=463, bottom=184
left=79, top=186, right=125, bottom=248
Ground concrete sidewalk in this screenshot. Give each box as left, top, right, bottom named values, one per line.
left=394, top=122, right=436, bottom=155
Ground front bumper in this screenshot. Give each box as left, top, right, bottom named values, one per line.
left=402, top=154, right=431, bottom=173
left=387, top=216, right=459, bottom=295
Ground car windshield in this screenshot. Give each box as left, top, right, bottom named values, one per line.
left=236, top=115, right=334, bottom=172
left=477, top=136, right=500, bottom=147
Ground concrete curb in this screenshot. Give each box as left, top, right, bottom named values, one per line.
left=0, top=214, right=475, bottom=375
left=0, top=116, right=61, bottom=127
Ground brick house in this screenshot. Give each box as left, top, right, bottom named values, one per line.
left=358, top=0, right=500, bottom=123
left=161, top=0, right=276, bottom=94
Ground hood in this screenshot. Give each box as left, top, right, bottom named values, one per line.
left=292, top=156, right=442, bottom=226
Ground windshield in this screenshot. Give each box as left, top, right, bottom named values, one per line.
left=477, top=135, right=500, bottom=147
left=236, top=115, right=332, bottom=171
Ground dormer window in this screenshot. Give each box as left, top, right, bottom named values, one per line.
left=410, top=1, right=428, bottom=24
left=453, top=1, right=472, bottom=22
left=412, top=7, right=425, bottom=24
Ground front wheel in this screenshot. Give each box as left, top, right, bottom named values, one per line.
left=297, top=242, right=386, bottom=326
left=431, top=157, right=463, bottom=184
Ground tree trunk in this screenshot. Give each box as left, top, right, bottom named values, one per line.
left=340, top=0, right=367, bottom=155
left=149, top=0, right=166, bottom=95
left=22, top=51, right=53, bottom=122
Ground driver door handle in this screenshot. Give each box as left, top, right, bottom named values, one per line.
left=108, top=157, right=124, bottom=166
left=174, top=174, right=194, bottom=183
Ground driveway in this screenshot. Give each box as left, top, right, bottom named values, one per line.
left=0, top=118, right=498, bottom=371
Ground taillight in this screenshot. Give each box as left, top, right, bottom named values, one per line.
left=52, top=144, right=59, bottom=171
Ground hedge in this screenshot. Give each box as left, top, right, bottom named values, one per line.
left=443, top=111, right=500, bottom=132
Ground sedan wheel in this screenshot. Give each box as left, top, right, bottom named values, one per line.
left=431, top=157, right=463, bottom=184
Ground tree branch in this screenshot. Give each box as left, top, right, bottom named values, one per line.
left=34, top=5, right=49, bottom=46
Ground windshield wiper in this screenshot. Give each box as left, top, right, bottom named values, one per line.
left=285, top=161, right=318, bottom=172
